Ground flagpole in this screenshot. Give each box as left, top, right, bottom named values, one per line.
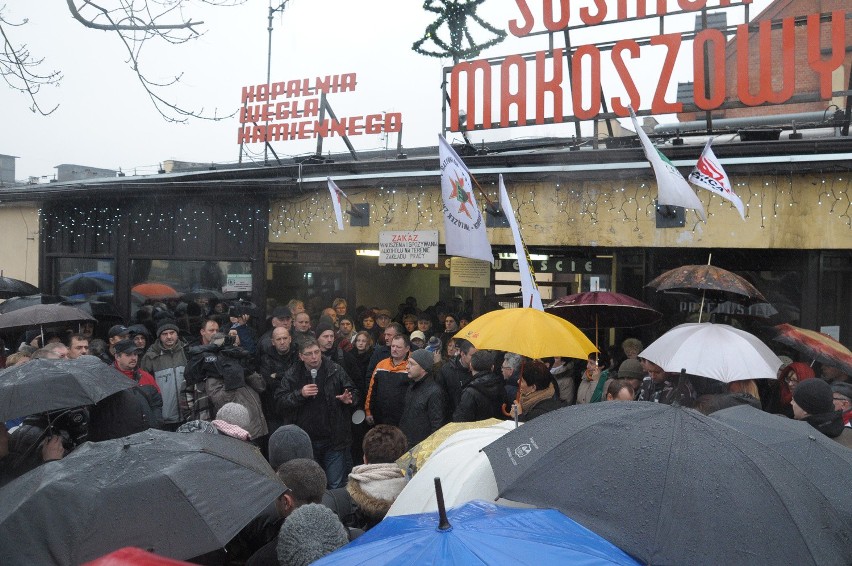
left=698, top=253, right=712, bottom=323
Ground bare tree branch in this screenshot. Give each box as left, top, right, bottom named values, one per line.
left=0, top=6, right=62, bottom=115
left=4, top=1, right=245, bottom=123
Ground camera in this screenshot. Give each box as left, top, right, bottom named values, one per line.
left=25, top=407, right=89, bottom=449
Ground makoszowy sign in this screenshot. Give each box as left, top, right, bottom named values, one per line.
left=237, top=73, right=402, bottom=144
left=448, top=1, right=848, bottom=131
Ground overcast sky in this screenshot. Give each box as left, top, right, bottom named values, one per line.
left=2, top=0, right=771, bottom=181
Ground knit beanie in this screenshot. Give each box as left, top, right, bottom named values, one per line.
left=618, top=358, right=644, bottom=380
left=276, top=503, right=348, bottom=566
left=268, top=425, right=314, bottom=470
left=314, top=318, right=335, bottom=339
left=793, top=378, right=834, bottom=415
left=156, top=322, right=180, bottom=337
left=216, top=403, right=251, bottom=431
left=409, top=348, right=434, bottom=373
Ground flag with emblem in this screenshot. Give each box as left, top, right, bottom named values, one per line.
left=438, top=135, right=494, bottom=264
left=327, top=178, right=346, bottom=231
left=499, top=174, right=543, bottom=310
left=628, top=107, right=706, bottom=221
left=689, top=139, right=745, bottom=220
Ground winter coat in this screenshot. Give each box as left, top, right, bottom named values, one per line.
left=204, top=374, right=268, bottom=439
left=803, top=410, right=852, bottom=448
left=398, top=374, right=447, bottom=447
left=140, top=340, right=188, bottom=424
left=437, top=357, right=473, bottom=420
left=453, top=372, right=507, bottom=422
left=365, top=356, right=410, bottom=426
left=346, top=463, right=408, bottom=529
left=257, top=342, right=298, bottom=422
left=520, top=396, right=565, bottom=422
left=576, top=371, right=612, bottom=404
left=274, top=357, right=359, bottom=450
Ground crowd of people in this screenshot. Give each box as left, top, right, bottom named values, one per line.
left=1, top=293, right=851, bottom=564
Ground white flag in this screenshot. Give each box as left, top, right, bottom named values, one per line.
left=327, top=177, right=345, bottom=231
left=628, top=107, right=706, bottom=221
left=689, top=139, right=745, bottom=220
left=438, top=135, right=494, bottom=264
left=499, top=175, right=543, bottom=310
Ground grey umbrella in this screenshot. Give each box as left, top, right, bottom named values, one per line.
left=0, top=303, right=95, bottom=337
left=710, top=405, right=852, bottom=524
left=0, top=274, right=39, bottom=299
left=0, top=294, right=65, bottom=314
left=0, top=357, right=135, bottom=421
left=482, top=402, right=852, bottom=566
left=0, top=429, right=285, bottom=565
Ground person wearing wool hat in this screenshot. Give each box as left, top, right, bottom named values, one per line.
left=214, top=402, right=252, bottom=440
left=617, top=358, right=645, bottom=398
left=409, top=330, right=427, bottom=350
left=346, top=425, right=409, bottom=530
left=141, top=320, right=189, bottom=430
left=268, top=425, right=314, bottom=470
left=792, top=378, right=852, bottom=448
left=276, top=503, right=348, bottom=566
left=398, top=347, right=446, bottom=447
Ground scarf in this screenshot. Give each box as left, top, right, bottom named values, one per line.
left=590, top=369, right=610, bottom=403
left=519, top=384, right=555, bottom=415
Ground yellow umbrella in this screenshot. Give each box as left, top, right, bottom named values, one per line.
left=454, top=308, right=598, bottom=360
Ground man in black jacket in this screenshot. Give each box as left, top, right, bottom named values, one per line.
left=258, top=326, right=299, bottom=433
left=453, top=349, right=506, bottom=422
left=437, top=338, right=476, bottom=419
left=399, top=348, right=446, bottom=447
left=274, top=338, right=360, bottom=488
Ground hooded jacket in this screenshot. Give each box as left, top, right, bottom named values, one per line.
left=346, top=463, right=408, bottom=529
left=140, top=339, right=188, bottom=424
left=803, top=410, right=852, bottom=448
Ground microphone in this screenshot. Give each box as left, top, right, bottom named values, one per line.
left=310, top=369, right=318, bottom=383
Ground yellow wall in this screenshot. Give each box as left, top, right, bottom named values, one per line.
left=269, top=173, right=852, bottom=249
left=0, top=204, right=39, bottom=285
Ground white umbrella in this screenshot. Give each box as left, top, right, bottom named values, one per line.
left=640, top=322, right=782, bottom=383
left=387, top=420, right=531, bottom=516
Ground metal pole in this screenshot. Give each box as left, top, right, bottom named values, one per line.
left=265, top=2, right=289, bottom=165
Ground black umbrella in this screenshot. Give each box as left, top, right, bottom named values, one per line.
left=482, top=403, right=852, bottom=566
left=0, top=274, right=38, bottom=299
left=0, top=294, right=66, bottom=314
left=710, top=405, right=852, bottom=525
left=0, top=429, right=285, bottom=565
left=0, top=303, right=95, bottom=335
left=0, top=357, right=135, bottom=421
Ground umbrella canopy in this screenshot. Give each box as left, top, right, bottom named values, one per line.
left=0, top=303, right=95, bottom=333
left=454, top=308, right=597, bottom=360
left=0, top=357, right=136, bottom=421
left=0, top=294, right=66, bottom=314
left=639, top=322, right=782, bottom=383
left=59, top=271, right=115, bottom=299
left=545, top=291, right=661, bottom=329
left=772, top=323, right=852, bottom=376
left=131, top=282, right=180, bottom=300
left=711, top=405, right=852, bottom=525
left=316, top=500, right=640, bottom=566
left=647, top=264, right=766, bottom=302
left=388, top=420, right=518, bottom=517
left=0, top=275, right=39, bottom=299
left=482, top=403, right=852, bottom=566
left=0, top=429, right=285, bottom=565
left=83, top=547, right=194, bottom=565
left=395, top=418, right=503, bottom=475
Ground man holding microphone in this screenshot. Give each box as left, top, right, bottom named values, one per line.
left=273, top=337, right=359, bottom=489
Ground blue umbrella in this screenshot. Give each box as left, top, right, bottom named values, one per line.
left=314, top=499, right=640, bottom=565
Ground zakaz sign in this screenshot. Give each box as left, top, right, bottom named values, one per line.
left=447, top=1, right=849, bottom=131
left=237, top=74, right=402, bottom=144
